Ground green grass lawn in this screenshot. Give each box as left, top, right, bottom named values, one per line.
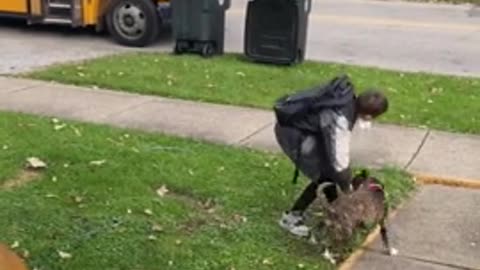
left=0, top=111, right=415, bottom=270
left=26, top=53, right=480, bottom=135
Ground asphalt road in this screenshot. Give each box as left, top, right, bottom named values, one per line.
left=0, top=0, right=479, bottom=76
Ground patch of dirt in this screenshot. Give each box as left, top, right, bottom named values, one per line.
left=153, top=185, right=243, bottom=234
left=1, top=169, right=42, bottom=190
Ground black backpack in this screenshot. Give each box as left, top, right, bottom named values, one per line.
left=273, top=74, right=355, bottom=184
left=273, top=74, right=355, bottom=128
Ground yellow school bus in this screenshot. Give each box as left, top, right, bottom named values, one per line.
left=0, top=0, right=171, bottom=47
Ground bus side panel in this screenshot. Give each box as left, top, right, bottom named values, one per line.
left=0, top=0, right=28, bottom=14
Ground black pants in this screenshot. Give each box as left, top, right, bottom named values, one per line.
left=274, top=123, right=351, bottom=212
left=291, top=181, right=337, bottom=212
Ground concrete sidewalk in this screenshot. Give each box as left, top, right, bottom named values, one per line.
left=1, top=76, right=479, bottom=181
left=0, top=76, right=479, bottom=269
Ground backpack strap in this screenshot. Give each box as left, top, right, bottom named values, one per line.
left=292, top=133, right=304, bottom=184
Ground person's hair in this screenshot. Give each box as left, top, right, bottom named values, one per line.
left=356, top=90, right=389, bottom=117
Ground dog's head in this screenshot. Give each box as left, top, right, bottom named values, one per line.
left=352, top=169, right=385, bottom=193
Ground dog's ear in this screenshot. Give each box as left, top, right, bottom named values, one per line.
left=352, top=169, right=369, bottom=190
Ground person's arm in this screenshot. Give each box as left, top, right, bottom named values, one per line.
left=318, top=109, right=353, bottom=191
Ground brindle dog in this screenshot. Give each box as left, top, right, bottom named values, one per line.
left=311, top=170, right=396, bottom=256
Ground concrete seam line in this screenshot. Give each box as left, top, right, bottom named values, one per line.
left=414, top=173, right=480, bottom=189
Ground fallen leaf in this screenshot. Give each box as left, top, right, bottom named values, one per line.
left=297, top=263, right=305, bottom=269
left=262, top=258, right=273, bottom=265
left=52, top=176, right=58, bottom=182
left=144, top=209, right=153, bottom=216
left=54, top=124, right=67, bottom=131
left=322, top=249, right=336, bottom=265
left=26, top=157, right=47, bottom=169
left=22, top=249, right=30, bottom=258
left=89, top=160, right=106, bottom=166
left=233, top=214, right=247, bottom=223
left=127, top=209, right=132, bottom=214
left=156, top=185, right=169, bottom=197
left=148, top=235, right=157, bottom=241
left=151, top=223, right=164, bottom=232
left=236, top=71, right=246, bottom=77
left=57, top=250, right=72, bottom=259
left=73, top=196, right=83, bottom=203
left=77, top=72, right=85, bottom=77
left=11, top=241, right=20, bottom=249
left=71, top=126, right=82, bottom=137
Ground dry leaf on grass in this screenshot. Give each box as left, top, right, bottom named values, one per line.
left=322, top=249, right=336, bottom=265
left=151, top=223, right=164, bottom=232
left=262, top=258, right=273, bottom=265
left=26, top=157, right=47, bottom=169
left=71, top=126, right=82, bottom=137
left=54, top=124, right=67, bottom=131
left=10, top=241, right=20, bottom=249
left=57, top=250, right=72, bottom=259
left=233, top=214, right=247, bottom=223
left=156, top=185, right=169, bottom=197
left=89, top=160, right=106, bottom=166
left=144, top=209, right=153, bottom=216
left=236, top=71, right=246, bottom=77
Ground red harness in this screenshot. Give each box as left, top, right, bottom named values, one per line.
left=368, top=183, right=384, bottom=192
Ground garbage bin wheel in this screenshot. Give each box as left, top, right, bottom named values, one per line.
left=174, top=41, right=189, bottom=54
left=106, top=0, right=160, bottom=47
left=290, top=50, right=304, bottom=65
left=201, top=42, right=215, bottom=57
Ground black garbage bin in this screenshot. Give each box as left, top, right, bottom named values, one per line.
left=244, top=0, right=312, bottom=65
left=172, top=0, right=231, bottom=57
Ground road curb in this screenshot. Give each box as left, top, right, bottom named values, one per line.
left=414, top=173, right=480, bottom=189
left=337, top=173, right=480, bottom=270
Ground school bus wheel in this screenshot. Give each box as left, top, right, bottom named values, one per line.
left=106, top=0, right=160, bottom=47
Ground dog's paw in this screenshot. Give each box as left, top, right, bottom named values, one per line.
left=388, top=247, right=399, bottom=256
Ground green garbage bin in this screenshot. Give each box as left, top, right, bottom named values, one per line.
left=172, top=0, right=231, bottom=57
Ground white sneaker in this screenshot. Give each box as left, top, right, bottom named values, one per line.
left=278, top=211, right=310, bottom=237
